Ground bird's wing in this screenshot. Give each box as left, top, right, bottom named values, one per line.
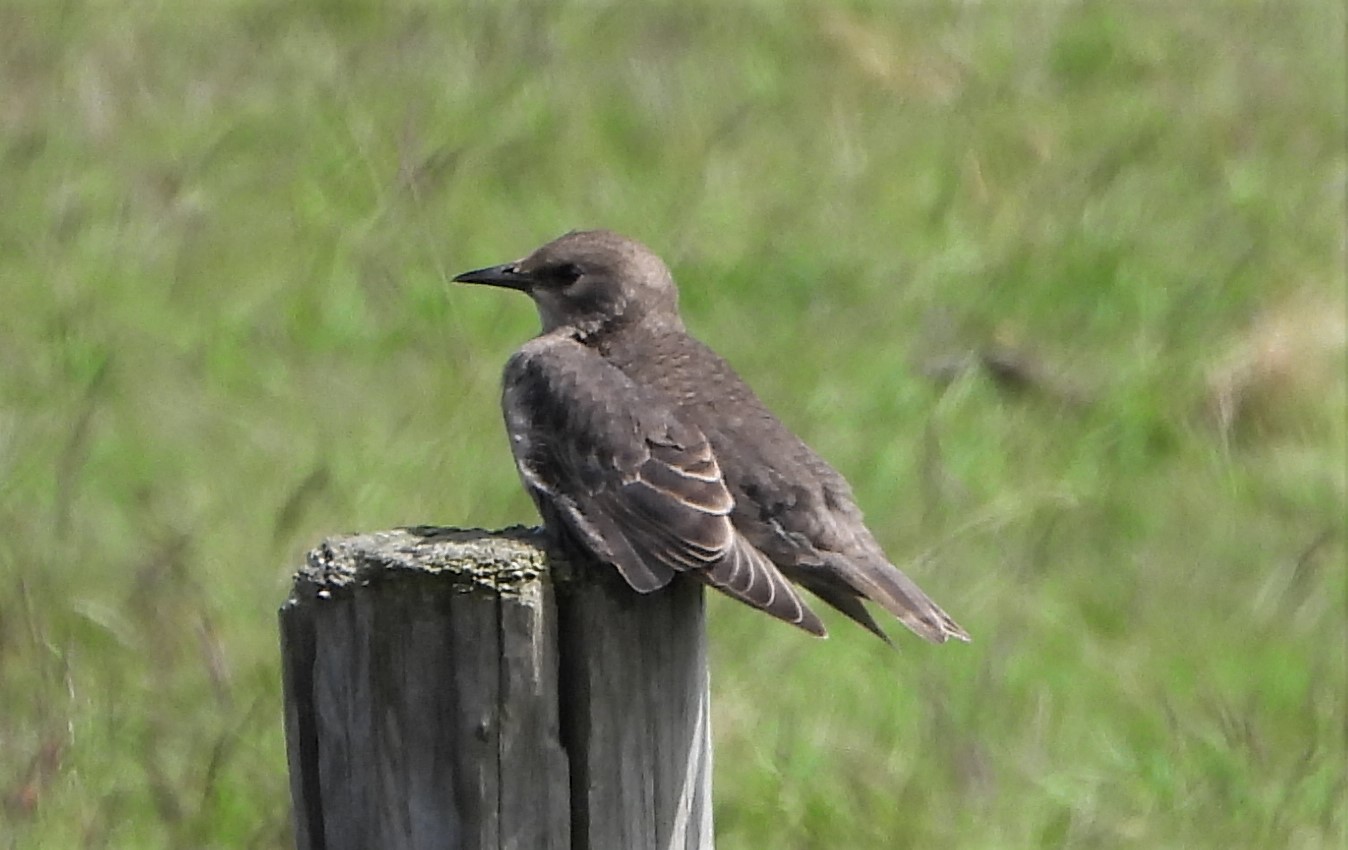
left=502, top=336, right=825, bottom=635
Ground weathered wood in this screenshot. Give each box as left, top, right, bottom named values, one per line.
left=557, top=566, right=712, bottom=850
left=280, top=525, right=713, bottom=850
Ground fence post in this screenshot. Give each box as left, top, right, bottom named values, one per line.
left=279, top=525, right=713, bottom=850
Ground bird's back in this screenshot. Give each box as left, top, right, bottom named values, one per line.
left=598, top=326, right=874, bottom=560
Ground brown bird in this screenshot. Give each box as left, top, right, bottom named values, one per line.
left=454, top=230, right=969, bottom=644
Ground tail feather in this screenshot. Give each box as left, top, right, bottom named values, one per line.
left=831, top=552, right=970, bottom=644
left=787, top=571, right=893, bottom=645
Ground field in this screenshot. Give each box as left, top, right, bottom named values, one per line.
left=1, top=2, right=1344, bottom=848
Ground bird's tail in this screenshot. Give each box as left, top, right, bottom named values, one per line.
left=831, top=552, right=970, bottom=644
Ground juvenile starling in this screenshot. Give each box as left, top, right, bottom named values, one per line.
left=454, top=230, right=969, bottom=644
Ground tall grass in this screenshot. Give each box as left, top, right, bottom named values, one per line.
left=1, top=2, right=1343, bottom=847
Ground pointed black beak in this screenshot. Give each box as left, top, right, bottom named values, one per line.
left=452, top=262, right=533, bottom=291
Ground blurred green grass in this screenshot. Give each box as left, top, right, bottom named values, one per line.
left=1, top=1, right=1344, bottom=847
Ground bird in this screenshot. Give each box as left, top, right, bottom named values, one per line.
left=453, top=229, right=969, bottom=645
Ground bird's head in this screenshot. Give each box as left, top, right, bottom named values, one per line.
left=453, top=230, right=683, bottom=338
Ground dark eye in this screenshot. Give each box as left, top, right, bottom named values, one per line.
left=549, top=263, right=583, bottom=285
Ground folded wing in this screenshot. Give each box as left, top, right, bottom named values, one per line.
left=502, top=335, right=825, bottom=636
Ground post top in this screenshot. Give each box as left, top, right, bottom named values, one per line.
left=291, top=525, right=552, bottom=601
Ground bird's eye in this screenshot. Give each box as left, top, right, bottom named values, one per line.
left=550, top=263, right=583, bottom=286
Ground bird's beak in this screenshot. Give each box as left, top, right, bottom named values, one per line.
left=452, top=263, right=533, bottom=291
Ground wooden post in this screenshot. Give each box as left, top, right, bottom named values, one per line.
left=279, top=526, right=713, bottom=850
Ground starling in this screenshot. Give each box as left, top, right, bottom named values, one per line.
left=454, top=230, right=969, bottom=644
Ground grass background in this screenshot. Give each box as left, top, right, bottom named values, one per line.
left=2, top=1, right=1345, bottom=847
